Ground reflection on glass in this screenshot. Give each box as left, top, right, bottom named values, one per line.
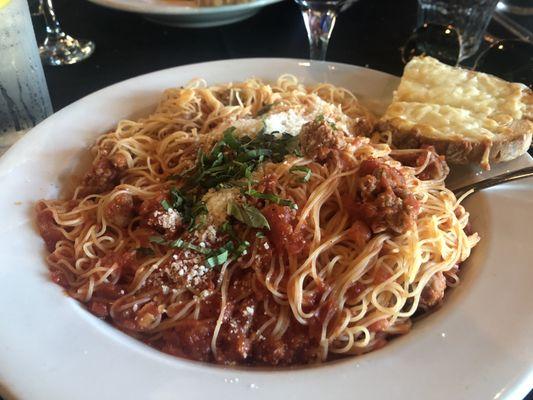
left=39, top=0, right=95, bottom=66
left=417, top=0, right=499, bottom=60
left=474, top=40, right=533, bottom=88
left=401, top=23, right=461, bottom=66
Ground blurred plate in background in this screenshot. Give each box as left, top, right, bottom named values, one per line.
left=85, top=0, right=284, bottom=27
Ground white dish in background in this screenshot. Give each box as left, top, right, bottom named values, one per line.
left=0, top=59, right=531, bottom=400
left=85, top=0, right=284, bottom=27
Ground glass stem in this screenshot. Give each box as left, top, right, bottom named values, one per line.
left=29, top=0, right=44, bottom=16
left=42, top=0, right=64, bottom=39
left=300, top=7, right=338, bottom=61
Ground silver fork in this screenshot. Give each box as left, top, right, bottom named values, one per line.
left=453, top=166, right=533, bottom=199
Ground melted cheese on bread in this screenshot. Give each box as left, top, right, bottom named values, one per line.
left=394, top=56, right=526, bottom=120
left=381, top=56, right=531, bottom=168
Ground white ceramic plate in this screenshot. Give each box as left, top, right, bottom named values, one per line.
left=0, top=59, right=532, bottom=400
left=85, top=0, right=284, bottom=28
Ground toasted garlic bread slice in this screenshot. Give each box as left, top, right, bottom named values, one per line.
left=378, top=56, right=532, bottom=170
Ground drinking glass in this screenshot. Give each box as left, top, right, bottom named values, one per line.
left=497, top=0, right=533, bottom=16
left=417, top=0, right=500, bottom=60
left=294, top=0, right=348, bottom=61
left=402, top=24, right=533, bottom=88
left=0, top=0, right=53, bottom=154
left=39, top=0, right=95, bottom=66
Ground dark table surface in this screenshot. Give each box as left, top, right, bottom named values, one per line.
left=23, top=0, right=533, bottom=399
left=37, top=0, right=420, bottom=111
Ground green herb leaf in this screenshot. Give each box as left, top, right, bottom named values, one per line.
left=169, top=238, right=210, bottom=255
left=256, top=231, right=266, bottom=238
left=206, top=250, right=229, bottom=268
left=223, top=127, right=240, bottom=150
left=235, top=240, right=250, bottom=256
left=168, top=238, right=184, bottom=248
left=149, top=236, right=166, bottom=244
left=244, top=189, right=295, bottom=208
left=171, top=189, right=186, bottom=210
left=186, top=243, right=211, bottom=254
left=161, top=199, right=171, bottom=211
left=179, top=130, right=301, bottom=190
left=236, top=148, right=272, bottom=162
left=290, top=166, right=312, bottom=183
left=227, top=201, right=270, bottom=229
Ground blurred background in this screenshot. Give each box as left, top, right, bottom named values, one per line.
left=31, top=0, right=531, bottom=110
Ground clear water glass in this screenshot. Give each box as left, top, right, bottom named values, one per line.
left=0, top=0, right=53, bottom=154
left=417, top=0, right=500, bottom=60
left=294, top=0, right=347, bottom=61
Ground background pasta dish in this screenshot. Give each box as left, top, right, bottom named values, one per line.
left=36, top=76, right=479, bottom=366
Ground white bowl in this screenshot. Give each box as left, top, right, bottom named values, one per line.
left=0, top=58, right=531, bottom=400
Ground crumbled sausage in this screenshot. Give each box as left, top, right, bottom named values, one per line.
left=104, top=193, right=134, bottom=227
left=214, top=299, right=256, bottom=364
left=299, top=120, right=347, bottom=161
left=161, top=320, right=215, bottom=362
left=420, top=272, right=447, bottom=307
left=82, top=153, right=129, bottom=194
left=35, top=202, right=65, bottom=252
left=343, top=158, right=420, bottom=234
left=252, top=329, right=316, bottom=365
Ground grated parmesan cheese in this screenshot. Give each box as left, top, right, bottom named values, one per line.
left=230, top=118, right=263, bottom=137
left=243, top=306, right=255, bottom=317
left=263, top=109, right=309, bottom=136
left=202, top=188, right=240, bottom=226
left=153, top=208, right=182, bottom=230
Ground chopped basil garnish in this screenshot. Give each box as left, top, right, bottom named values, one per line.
left=205, top=250, right=229, bottom=268
left=177, top=128, right=300, bottom=190
left=149, top=235, right=166, bottom=244
left=244, top=189, right=296, bottom=209
left=235, top=240, right=250, bottom=256
left=149, top=224, right=250, bottom=269
left=227, top=201, right=270, bottom=229
left=222, top=127, right=241, bottom=150
left=158, top=187, right=207, bottom=231
left=169, top=238, right=211, bottom=255
left=160, top=199, right=171, bottom=211
left=290, top=166, right=312, bottom=183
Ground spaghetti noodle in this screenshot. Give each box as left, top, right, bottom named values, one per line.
left=36, top=76, right=479, bottom=365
